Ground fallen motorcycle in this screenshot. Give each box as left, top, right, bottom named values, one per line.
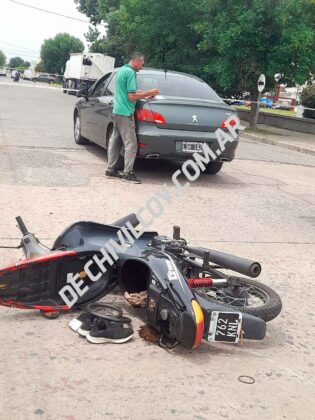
left=0, top=214, right=282, bottom=349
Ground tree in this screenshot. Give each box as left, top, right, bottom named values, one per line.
left=40, top=33, right=84, bottom=74
left=74, top=0, right=104, bottom=25
left=76, top=0, right=315, bottom=129
left=35, top=61, right=45, bottom=73
left=195, top=0, right=315, bottom=128
left=24, top=61, right=31, bottom=68
left=75, top=0, right=204, bottom=70
left=0, top=50, right=6, bottom=67
left=301, top=85, right=315, bottom=119
left=9, top=56, right=24, bottom=68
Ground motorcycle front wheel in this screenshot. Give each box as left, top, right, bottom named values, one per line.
left=194, top=278, right=282, bottom=322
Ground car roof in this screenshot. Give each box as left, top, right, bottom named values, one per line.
left=113, top=67, right=205, bottom=83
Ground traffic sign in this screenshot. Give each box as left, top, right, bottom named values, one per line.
left=258, top=74, right=266, bottom=92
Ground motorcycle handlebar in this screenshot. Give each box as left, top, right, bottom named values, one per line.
left=15, top=216, right=29, bottom=236
left=185, top=246, right=261, bottom=278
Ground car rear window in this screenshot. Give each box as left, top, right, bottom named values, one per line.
left=137, top=73, right=222, bottom=101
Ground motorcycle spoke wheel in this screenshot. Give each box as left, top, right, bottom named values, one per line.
left=195, top=278, right=282, bottom=322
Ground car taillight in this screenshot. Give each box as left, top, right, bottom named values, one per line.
left=136, top=109, right=166, bottom=125
left=221, top=117, right=237, bottom=129
left=191, top=299, right=204, bottom=349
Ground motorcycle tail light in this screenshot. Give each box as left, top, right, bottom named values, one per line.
left=191, top=299, right=204, bottom=349
left=136, top=109, right=166, bottom=125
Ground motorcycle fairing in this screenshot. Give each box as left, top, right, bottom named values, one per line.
left=0, top=249, right=114, bottom=310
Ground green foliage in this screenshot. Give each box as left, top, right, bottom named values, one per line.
left=118, top=0, right=203, bottom=74
left=74, top=0, right=103, bottom=25
left=9, top=56, right=25, bottom=68
left=195, top=0, right=315, bottom=96
left=24, top=61, right=31, bottom=68
left=40, top=33, right=84, bottom=74
left=0, top=50, right=6, bottom=67
left=75, top=0, right=315, bottom=100
left=300, top=85, right=315, bottom=119
left=35, top=61, right=45, bottom=73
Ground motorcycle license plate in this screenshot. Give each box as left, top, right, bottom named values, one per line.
left=181, top=142, right=203, bottom=152
left=208, top=311, right=242, bottom=343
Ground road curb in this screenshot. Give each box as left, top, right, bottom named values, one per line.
left=240, top=132, right=315, bottom=157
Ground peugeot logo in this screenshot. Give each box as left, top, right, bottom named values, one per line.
left=192, top=115, right=198, bottom=124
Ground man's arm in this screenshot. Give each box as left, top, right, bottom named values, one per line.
left=128, top=88, right=160, bottom=101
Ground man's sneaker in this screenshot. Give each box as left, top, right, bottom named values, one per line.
left=86, top=322, right=134, bottom=344
left=69, top=312, right=93, bottom=333
left=121, top=172, right=142, bottom=184
left=77, top=312, right=96, bottom=337
left=105, top=169, right=122, bottom=179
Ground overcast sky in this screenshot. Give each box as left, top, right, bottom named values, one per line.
left=0, top=0, right=99, bottom=63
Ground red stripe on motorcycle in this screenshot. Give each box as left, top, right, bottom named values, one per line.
left=0, top=250, right=77, bottom=276
left=0, top=299, right=70, bottom=311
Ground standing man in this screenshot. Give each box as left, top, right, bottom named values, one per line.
left=105, top=52, right=160, bottom=184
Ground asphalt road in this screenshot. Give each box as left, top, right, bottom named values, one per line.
left=0, top=79, right=315, bottom=420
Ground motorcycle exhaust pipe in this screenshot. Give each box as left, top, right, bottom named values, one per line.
left=185, top=246, right=261, bottom=278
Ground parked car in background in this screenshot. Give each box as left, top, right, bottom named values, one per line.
left=260, top=97, right=273, bottom=108
left=32, top=73, right=56, bottom=84
left=225, top=99, right=246, bottom=106
left=73, top=68, right=239, bottom=175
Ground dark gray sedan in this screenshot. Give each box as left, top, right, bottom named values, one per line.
left=32, top=73, right=56, bottom=83
left=74, top=69, right=239, bottom=174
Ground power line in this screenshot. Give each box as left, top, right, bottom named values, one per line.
left=1, top=49, right=40, bottom=59
left=10, top=0, right=90, bottom=23
left=0, top=40, right=39, bottom=53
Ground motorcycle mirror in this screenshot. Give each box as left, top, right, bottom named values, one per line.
left=173, top=226, right=180, bottom=240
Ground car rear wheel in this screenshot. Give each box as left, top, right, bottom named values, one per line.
left=74, top=113, right=89, bottom=145
left=204, top=161, right=223, bottom=175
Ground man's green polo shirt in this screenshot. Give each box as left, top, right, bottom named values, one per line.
left=113, top=64, right=137, bottom=116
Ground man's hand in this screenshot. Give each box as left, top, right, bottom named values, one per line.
left=128, top=88, right=160, bottom=102
left=147, top=88, right=160, bottom=97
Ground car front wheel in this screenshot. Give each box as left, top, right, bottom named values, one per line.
left=74, top=114, right=89, bottom=145
left=204, top=161, right=223, bottom=175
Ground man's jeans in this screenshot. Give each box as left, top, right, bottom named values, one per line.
left=107, top=114, right=138, bottom=174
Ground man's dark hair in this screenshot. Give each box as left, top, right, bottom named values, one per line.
left=130, top=52, right=145, bottom=61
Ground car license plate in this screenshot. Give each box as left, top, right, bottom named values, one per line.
left=181, top=141, right=203, bottom=152
left=208, top=311, right=242, bottom=343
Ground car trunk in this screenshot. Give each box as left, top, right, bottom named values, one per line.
left=144, top=96, right=235, bottom=132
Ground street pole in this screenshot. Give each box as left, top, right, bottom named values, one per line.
left=253, top=74, right=266, bottom=130
left=253, top=91, right=262, bottom=130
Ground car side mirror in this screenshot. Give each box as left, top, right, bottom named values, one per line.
left=78, top=87, right=89, bottom=99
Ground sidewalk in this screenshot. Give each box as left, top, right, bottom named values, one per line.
left=240, top=122, right=315, bottom=156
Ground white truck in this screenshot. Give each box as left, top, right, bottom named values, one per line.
left=22, top=69, right=35, bottom=80
left=63, top=53, right=115, bottom=95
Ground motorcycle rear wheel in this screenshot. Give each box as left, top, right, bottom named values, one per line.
left=195, top=278, right=282, bottom=322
